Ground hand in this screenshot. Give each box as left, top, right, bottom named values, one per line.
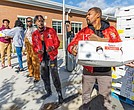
left=38, top=50, right=44, bottom=54
left=40, top=34, right=44, bottom=41
left=72, top=45, right=78, bottom=56
left=4, top=36, right=9, bottom=39
left=46, top=46, right=54, bottom=52
left=125, top=62, right=134, bottom=68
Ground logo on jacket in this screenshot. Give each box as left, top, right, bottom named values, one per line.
left=110, top=33, right=116, bottom=39
left=48, top=34, right=52, bottom=39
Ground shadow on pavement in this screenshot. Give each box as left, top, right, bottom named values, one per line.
left=0, top=77, right=15, bottom=107
left=12, top=60, right=27, bottom=68
left=79, top=94, right=108, bottom=110
left=0, top=76, right=29, bottom=109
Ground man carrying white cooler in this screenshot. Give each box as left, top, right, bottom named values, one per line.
left=68, top=7, right=122, bottom=110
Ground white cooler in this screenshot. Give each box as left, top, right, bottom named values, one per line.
left=77, top=40, right=134, bottom=67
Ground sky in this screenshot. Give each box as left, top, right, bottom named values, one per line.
left=44, top=0, right=134, bottom=15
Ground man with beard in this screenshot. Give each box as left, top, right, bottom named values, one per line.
left=32, top=15, right=63, bottom=104
left=67, top=7, right=121, bottom=110
left=24, top=17, right=40, bottom=83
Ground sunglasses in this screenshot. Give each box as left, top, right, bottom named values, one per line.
left=27, top=20, right=32, bottom=22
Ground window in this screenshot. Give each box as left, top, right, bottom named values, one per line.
left=71, top=22, right=82, bottom=34
left=52, top=21, right=62, bottom=34
left=18, top=17, right=27, bottom=28
left=17, top=16, right=37, bottom=28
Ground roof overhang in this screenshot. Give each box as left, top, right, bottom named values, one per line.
left=4, top=0, right=116, bottom=21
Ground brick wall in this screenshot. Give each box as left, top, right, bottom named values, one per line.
left=0, top=0, right=116, bottom=48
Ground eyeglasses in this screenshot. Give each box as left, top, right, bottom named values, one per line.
left=27, top=20, right=32, bottom=22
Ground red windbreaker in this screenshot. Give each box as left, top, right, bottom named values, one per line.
left=67, top=25, right=122, bottom=73
left=32, top=27, right=60, bottom=62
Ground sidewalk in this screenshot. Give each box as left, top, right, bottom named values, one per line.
left=0, top=50, right=82, bottom=110
left=0, top=49, right=133, bottom=110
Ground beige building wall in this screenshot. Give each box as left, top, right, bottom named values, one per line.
left=0, top=1, right=62, bottom=27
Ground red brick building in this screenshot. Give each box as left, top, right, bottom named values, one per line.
left=0, top=0, right=116, bottom=47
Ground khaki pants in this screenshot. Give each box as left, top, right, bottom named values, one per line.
left=25, top=38, right=40, bottom=80
left=0, top=42, right=11, bottom=65
left=82, top=69, right=112, bottom=110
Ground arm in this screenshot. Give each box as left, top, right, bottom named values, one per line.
left=52, top=28, right=60, bottom=50
left=32, top=32, right=39, bottom=54
left=67, top=30, right=83, bottom=55
left=109, top=26, right=122, bottom=42
left=46, top=28, right=60, bottom=52
left=5, top=28, right=15, bottom=38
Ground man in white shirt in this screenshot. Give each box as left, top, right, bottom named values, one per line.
left=24, top=17, right=40, bottom=83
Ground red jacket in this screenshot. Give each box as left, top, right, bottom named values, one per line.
left=32, top=27, right=60, bottom=62
left=67, top=25, right=122, bottom=73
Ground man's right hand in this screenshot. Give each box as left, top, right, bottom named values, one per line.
left=72, top=45, right=78, bottom=56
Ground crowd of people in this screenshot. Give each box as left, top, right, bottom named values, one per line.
left=0, top=7, right=134, bottom=110
left=0, top=15, right=63, bottom=104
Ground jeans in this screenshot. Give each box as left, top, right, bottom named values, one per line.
left=16, top=47, right=23, bottom=69
left=40, top=58, right=62, bottom=93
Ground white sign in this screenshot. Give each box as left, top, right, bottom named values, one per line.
left=77, top=40, right=134, bottom=67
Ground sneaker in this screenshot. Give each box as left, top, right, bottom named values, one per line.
left=0, top=64, right=5, bottom=69
left=33, top=79, right=40, bottom=83
left=15, top=66, right=20, bottom=69
left=15, top=69, right=20, bottom=73
left=15, top=68, right=24, bottom=73
left=40, top=92, right=52, bottom=100
left=20, top=68, right=24, bottom=71
left=8, top=65, right=12, bottom=69
left=27, top=74, right=33, bottom=77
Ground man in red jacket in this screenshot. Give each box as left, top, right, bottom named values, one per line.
left=68, top=7, right=121, bottom=110
left=32, top=15, right=63, bottom=104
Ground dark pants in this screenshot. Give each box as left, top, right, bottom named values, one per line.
left=40, top=58, right=62, bottom=93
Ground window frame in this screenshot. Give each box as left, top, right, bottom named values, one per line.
left=17, top=15, right=47, bottom=28
left=17, top=15, right=34, bottom=28
left=52, top=19, right=62, bottom=34
left=71, top=21, right=82, bottom=34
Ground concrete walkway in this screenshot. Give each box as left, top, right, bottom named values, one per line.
left=0, top=49, right=133, bottom=110
left=0, top=50, right=82, bottom=110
